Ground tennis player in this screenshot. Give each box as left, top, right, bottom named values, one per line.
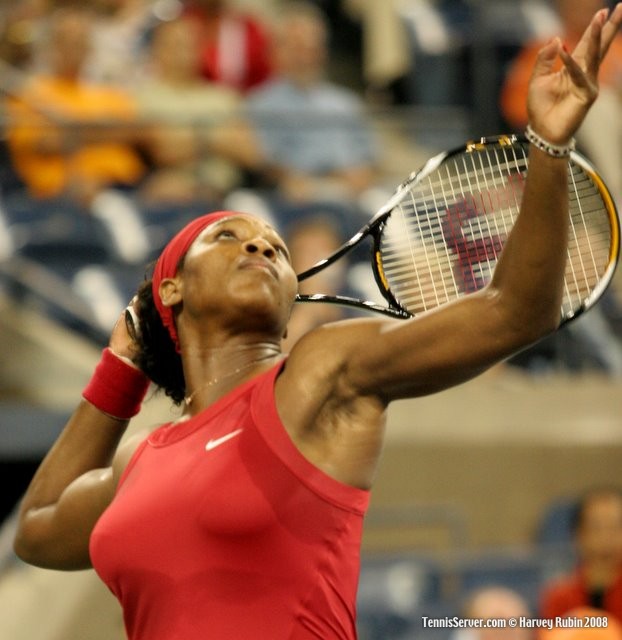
left=13, top=6, right=622, bottom=639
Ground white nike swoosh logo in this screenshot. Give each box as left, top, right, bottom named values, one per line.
left=205, top=429, right=243, bottom=451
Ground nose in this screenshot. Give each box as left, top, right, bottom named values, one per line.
left=243, top=237, right=276, bottom=261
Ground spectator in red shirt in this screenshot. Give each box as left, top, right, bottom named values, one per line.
left=182, top=0, right=272, bottom=91
left=540, top=488, right=622, bottom=625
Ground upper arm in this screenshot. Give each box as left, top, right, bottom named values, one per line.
left=277, top=286, right=540, bottom=489
left=287, top=285, right=539, bottom=404
left=14, top=430, right=148, bottom=571
left=14, top=467, right=117, bottom=570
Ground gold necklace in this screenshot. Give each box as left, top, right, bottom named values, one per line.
left=184, top=360, right=261, bottom=406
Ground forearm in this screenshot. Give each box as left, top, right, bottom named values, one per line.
left=489, top=145, right=570, bottom=334
left=492, top=3, right=622, bottom=330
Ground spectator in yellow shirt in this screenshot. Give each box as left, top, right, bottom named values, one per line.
left=5, top=7, right=145, bottom=205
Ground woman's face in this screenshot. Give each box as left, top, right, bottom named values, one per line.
left=176, top=215, right=298, bottom=336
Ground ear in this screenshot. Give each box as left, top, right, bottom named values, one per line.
left=158, top=277, right=182, bottom=308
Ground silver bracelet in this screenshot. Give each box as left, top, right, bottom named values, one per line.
left=525, top=125, right=576, bottom=158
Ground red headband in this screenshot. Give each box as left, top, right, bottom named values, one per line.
left=152, top=211, right=234, bottom=351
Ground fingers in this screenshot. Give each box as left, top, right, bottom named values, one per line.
left=532, top=37, right=562, bottom=78
left=124, top=296, right=141, bottom=341
left=125, top=306, right=141, bottom=341
left=599, top=2, right=622, bottom=60
left=109, top=297, right=141, bottom=360
left=559, top=44, right=598, bottom=102
left=570, top=7, right=606, bottom=67
left=587, top=10, right=606, bottom=78
left=573, top=4, right=622, bottom=68
left=556, top=5, right=619, bottom=96
left=526, top=4, right=621, bottom=145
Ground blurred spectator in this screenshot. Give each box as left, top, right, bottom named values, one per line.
left=0, top=0, right=49, bottom=71
left=450, top=586, right=534, bottom=640
left=244, top=0, right=380, bottom=216
left=342, top=0, right=411, bottom=102
left=132, top=16, right=259, bottom=206
left=539, top=607, right=622, bottom=640
left=395, top=0, right=475, bottom=107
left=83, top=0, right=164, bottom=87
left=500, top=0, right=622, bottom=201
left=4, top=7, right=145, bottom=205
left=507, top=294, right=622, bottom=377
left=182, top=0, right=272, bottom=92
left=500, top=0, right=622, bottom=129
left=539, top=488, right=622, bottom=624
left=353, top=0, right=560, bottom=109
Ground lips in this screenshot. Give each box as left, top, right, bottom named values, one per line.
left=239, top=257, right=278, bottom=279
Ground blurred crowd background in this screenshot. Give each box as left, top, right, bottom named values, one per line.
left=0, top=1, right=621, bottom=639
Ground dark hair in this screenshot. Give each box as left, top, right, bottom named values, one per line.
left=127, top=276, right=186, bottom=405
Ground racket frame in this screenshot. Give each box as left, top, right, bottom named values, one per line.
left=295, top=135, right=620, bottom=324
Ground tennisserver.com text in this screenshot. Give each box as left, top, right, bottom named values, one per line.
left=421, top=615, right=609, bottom=631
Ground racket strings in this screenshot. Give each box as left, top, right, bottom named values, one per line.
left=380, top=145, right=525, bottom=312
left=379, top=141, right=614, bottom=319
left=564, top=163, right=614, bottom=315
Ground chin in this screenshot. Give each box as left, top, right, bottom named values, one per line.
left=230, top=295, right=286, bottom=332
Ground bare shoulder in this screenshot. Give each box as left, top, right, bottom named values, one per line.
left=281, top=316, right=391, bottom=396
left=275, top=317, right=392, bottom=489
left=276, top=316, right=392, bottom=430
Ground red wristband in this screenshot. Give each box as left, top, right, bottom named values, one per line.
left=82, top=348, right=150, bottom=420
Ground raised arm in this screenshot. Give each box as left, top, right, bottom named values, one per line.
left=287, top=5, right=622, bottom=404
left=13, top=310, right=150, bottom=570
left=273, top=6, right=622, bottom=493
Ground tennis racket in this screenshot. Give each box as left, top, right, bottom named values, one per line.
left=295, top=135, right=620, bottom=325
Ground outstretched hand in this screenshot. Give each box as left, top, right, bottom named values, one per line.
left=527, top=3, right=622, bottom=145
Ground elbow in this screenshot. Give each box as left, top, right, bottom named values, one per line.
left=539, top=310, right=562, bottom=337
left=490, top=288, right=562, bottom=350
left=510, top=308, right=561, bottom=350
left=13, top=532, right=36, bottom=566
left=512, top=296, right=562, bottom=341
left=13, top=512, right=54, bottom=569
left=13, top=532, right=61, bottom=570
left=517, top=318, right=560, bottom=353
left=13, top=533, right=89, bottom=571
left=12, top=509, right=92, bottom=571
left=13, top=521, right=42, bottom=567
left=527, top=294, right=564, bottom=339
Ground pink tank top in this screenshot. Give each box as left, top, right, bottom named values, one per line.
left=90, top=361, right=370, bottom=639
